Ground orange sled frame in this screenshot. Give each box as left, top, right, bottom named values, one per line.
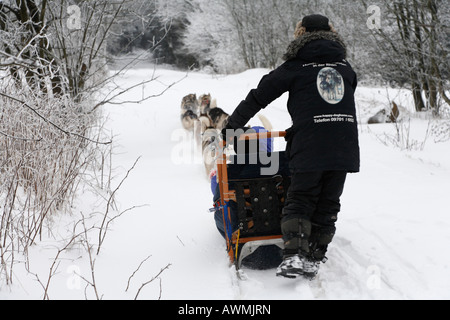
left=216, top=131, right=288, bottom=269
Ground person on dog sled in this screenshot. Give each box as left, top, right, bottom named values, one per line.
left=222, top=14, right=360, bottom=279
left=212, top=126, right=284, bottom=269
left=211, top=126, right=273, bottom=239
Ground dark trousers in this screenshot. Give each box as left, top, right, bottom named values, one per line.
left=281, top=171, right=347, bottom=257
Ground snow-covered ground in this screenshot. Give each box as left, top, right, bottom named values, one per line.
left=1, top=67, right=450, bottom=300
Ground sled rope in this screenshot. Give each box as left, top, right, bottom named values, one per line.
left=235, top=229, right=241, bottom=261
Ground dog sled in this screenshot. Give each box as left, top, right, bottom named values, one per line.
left=216, top=131, right=290, bottom=270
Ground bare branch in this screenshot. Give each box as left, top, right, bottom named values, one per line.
left=134, top=264, right=171, bottom=300
left=125, top=255, right=152, bottom=292
left=97, top=157, right=141, bottom=255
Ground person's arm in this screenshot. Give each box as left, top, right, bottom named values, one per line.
left=227, top=65, right=292, bottom=129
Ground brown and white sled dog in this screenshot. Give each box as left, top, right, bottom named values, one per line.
left=198, top=93, right=217, bottom=116
left=208, top=107, right=229, bottom=131
left=195, top=112, right=219, bottom=176
left=181, top=94, right=199, bottom=131
left=194, top=113, right=212, bottom=149
left=200, top=114, right=272, bottom=177
left=201, top=127, right=220, bottom=177
left=199, top=106, right=228, bottom=175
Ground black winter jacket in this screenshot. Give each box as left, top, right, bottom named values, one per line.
left=227, top=31, right=360, bottom=173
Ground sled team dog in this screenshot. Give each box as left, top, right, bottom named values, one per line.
left=181, top=93, right=219, bottom=132
left=201, top=112, right=273, bottom=177
left=201, top=127, right=220, bottom=177
left=198, top=105, right=230, bottom=176
left=180, top=94, right=199, bottom=131
left=180, top=93, right=224, bottom=175
left=198, top=93, right=218, bottom=116
left=180, top=93, right=273, bottom=177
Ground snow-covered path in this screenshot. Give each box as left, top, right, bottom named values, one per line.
left=101, top=68, right=450, bottom=300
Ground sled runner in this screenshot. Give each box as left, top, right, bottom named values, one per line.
left=216, top=131, right=290, bottom=270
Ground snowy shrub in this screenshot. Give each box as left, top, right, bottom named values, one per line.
left=0, top=78, right=104, bottom=251
left=0, top=0, right=165, bottom=288
left=432, top=120, right=450, bottom=143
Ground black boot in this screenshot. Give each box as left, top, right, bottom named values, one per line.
left=279, top=225, right=335, bottom=279
left=309, top=224, right=336, bottom=263
left=277, top=218, right=315, bottom=279
left=281, top=217, right=311, bottom=256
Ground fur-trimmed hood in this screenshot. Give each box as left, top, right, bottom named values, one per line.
left=283, top=31, right=347, bottom=61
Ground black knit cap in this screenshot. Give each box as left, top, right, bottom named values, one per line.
left=302, top=14, right=331, bottom=32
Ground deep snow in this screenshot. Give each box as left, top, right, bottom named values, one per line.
left=1, top=67, right=450, bottom=300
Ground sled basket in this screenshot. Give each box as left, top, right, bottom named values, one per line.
left=216, top=131, right=290, bottom=269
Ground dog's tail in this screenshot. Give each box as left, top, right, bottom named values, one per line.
left=257, top=114, right=273, bottom=131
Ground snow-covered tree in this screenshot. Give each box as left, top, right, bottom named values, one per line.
left=180, top=0, right=371, bottom=74
left=361, top=0, right=450, bottom=114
